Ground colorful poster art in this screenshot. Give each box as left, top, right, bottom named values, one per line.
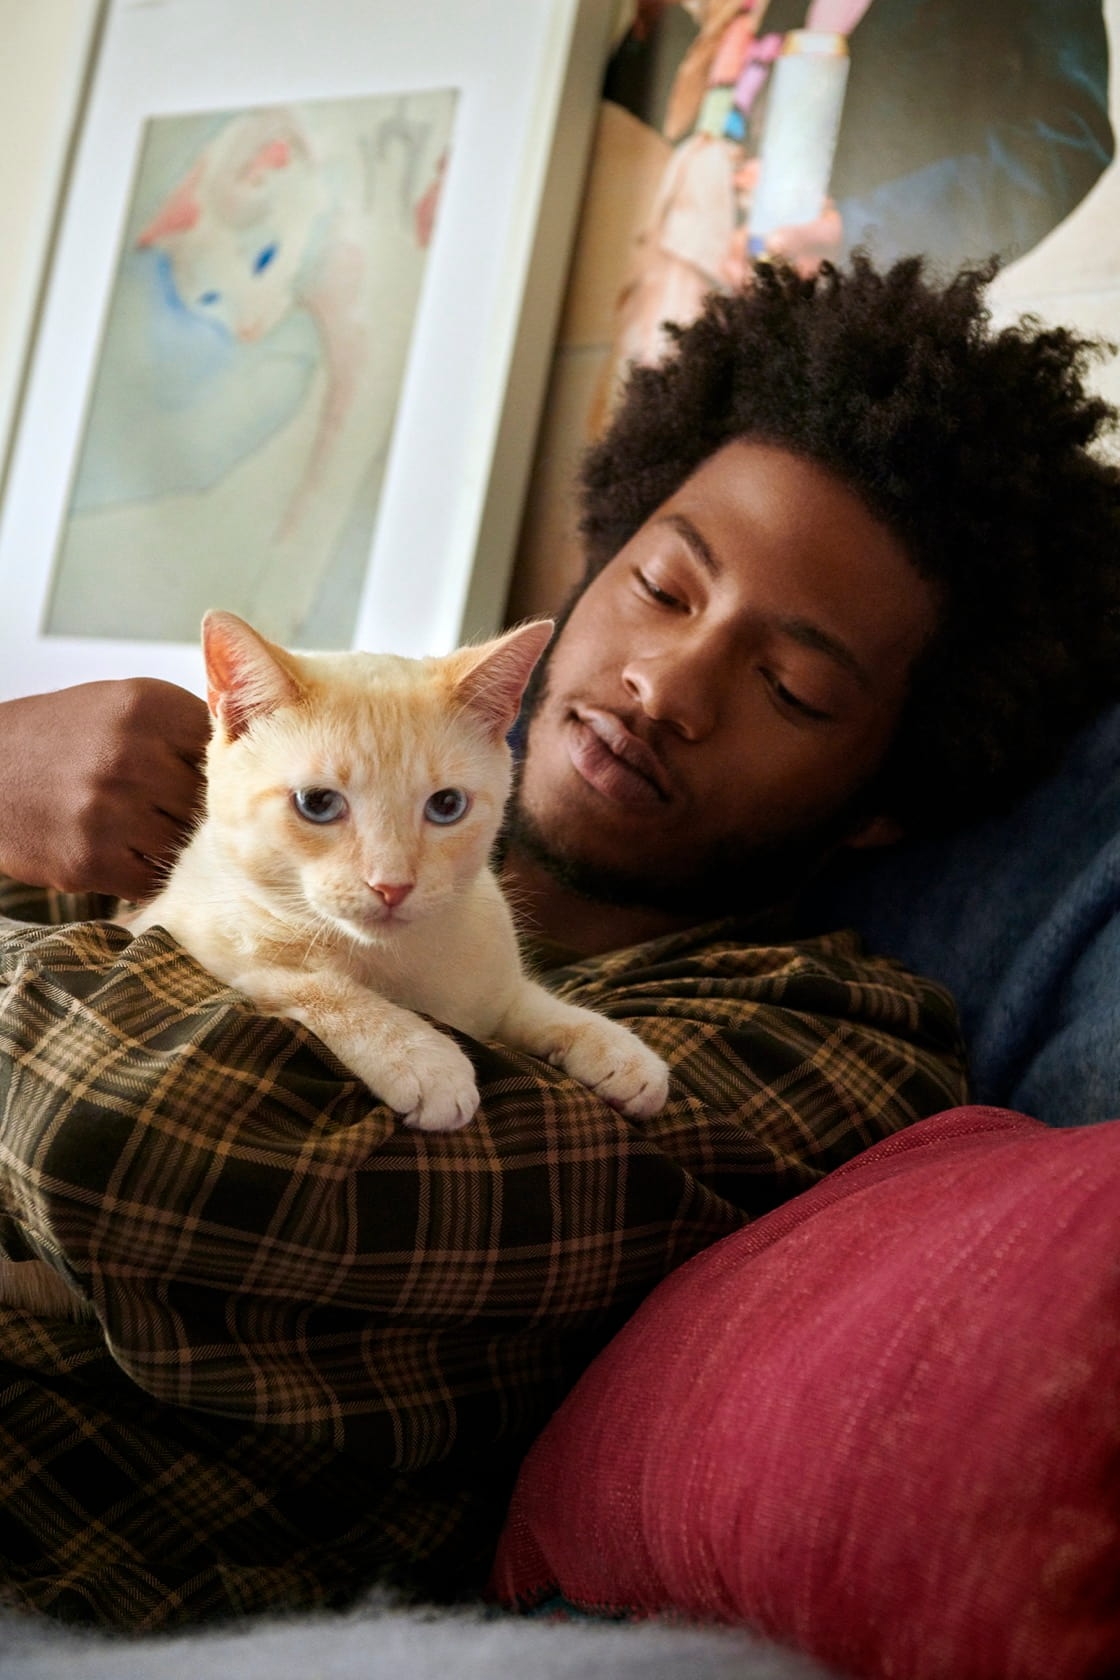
left=506, top=0, right=1117, bottom=625
left=44, top=89, right=456, bottom=649
left=596, top=0, right=1114, bottom=412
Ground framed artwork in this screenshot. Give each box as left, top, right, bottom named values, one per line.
left=0, top=0, right=613, bottom=699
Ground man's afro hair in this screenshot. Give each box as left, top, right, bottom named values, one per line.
left=578, top=254, right=1120, bottom=831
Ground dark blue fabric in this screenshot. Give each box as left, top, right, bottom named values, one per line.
left=803, top=702, right=1120, bottom=1128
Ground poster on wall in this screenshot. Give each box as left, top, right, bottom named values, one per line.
left=0, top=0, right=612, bottom=699
left=506, top=0, right=1117, bottom=626
left=594, top=0, right=1115, bottom=420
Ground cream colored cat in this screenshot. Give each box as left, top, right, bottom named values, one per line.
left=0, top=610, right=669, bottom=1319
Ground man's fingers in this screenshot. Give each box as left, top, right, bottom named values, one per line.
left=151, top=764, right=205, bottom=828
left=129, top=803, right=195, bottom=868
left=114, top=848, right=171, bottom=905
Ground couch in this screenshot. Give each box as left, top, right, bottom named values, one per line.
left=3, top=700, right=1120, bottom=1680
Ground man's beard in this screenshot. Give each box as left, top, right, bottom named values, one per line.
left=502, top=766, right=862, bottom=922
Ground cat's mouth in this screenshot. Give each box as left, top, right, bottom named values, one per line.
left=568, top=708, right=672, bottom=806
left=336, top=901, right=415, bottom=940
left=359, top=904, right=413, bottom=931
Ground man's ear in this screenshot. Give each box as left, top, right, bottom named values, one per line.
left=844, top=814, right=904, bottom=850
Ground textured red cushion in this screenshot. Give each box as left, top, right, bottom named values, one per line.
left=490, top=1107, right=1120, bottom=1680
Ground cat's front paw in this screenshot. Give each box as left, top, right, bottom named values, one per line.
left=555, top=1015, right=670, bottom=1120
left=364, top=1031, right=480, bottom=1133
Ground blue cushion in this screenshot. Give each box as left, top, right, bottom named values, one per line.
left=805, top=701, right=1120, bottom=1126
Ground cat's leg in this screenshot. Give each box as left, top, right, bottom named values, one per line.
left=494, top=981, right=670, bottom=1120
left=242, top=968, right=480, bottom=1132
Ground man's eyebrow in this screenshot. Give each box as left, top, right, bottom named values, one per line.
left=774, top=616, right=873, bottom=690
left=660, top=510, right=872, bottom=689
left=661, top=513, right=721, bottom=576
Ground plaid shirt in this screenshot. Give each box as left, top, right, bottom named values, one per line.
left=0, top=878, right=967, bottom=1629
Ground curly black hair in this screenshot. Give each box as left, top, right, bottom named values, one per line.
left=576, top=254, right=1120, bottom=832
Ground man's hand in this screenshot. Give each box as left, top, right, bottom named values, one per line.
left=0, top=679, right=210, bottom=901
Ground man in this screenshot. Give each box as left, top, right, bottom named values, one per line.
left=0, top=256, right=1117, bottom=1629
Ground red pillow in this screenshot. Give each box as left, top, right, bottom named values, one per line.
left=490, top=1108, right=1120, bottom=1680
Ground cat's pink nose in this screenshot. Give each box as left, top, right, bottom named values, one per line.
left=369, top=881, right=414, bottom=910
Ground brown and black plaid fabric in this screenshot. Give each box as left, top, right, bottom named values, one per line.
left=0, top=879, right=967, bottom=1629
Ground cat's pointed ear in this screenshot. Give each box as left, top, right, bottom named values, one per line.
left=136, top=161, right=203, bottom=246
left=202, top=610, right=305, bottom=741
left=452, top=619, right=554, bottom=739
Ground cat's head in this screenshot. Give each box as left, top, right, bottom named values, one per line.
left=200, top=609, right=553, bottom=941
left=136, top=109, right=323, bottom=342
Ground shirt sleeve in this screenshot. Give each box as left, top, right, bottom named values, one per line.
left=0, top=874, right=116, bottom=927
left=0, top=913, right=966, bottom=1468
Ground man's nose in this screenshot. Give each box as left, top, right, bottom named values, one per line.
left=621, top=638, right=721, bottom=740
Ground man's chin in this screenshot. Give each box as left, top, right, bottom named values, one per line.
left=504, top=804, right=754, bottom=920
left=501, top=796, right=862, bottom=923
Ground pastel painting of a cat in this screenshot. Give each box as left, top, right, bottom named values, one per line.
left=0, top=612, right=669, bottom=1320
left=45, top=92, right=455, bottom=649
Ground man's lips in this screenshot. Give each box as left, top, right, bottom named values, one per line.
left=566, top=708, right=671, bottom=806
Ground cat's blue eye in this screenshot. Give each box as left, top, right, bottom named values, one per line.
left=424, top=787, right=470, bottom=826
left=253, top=242, right=279, bottom=275
left=198, top=290, right=222, bottom=307
left=293, top=787, right=348, bottom=825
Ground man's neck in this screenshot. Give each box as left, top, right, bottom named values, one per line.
left=499, top=844, right=702, bottom=960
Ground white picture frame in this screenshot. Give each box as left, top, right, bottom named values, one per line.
left=0, top=0, right=104, bottom=491
left=0, top=0, right=612, bottom=699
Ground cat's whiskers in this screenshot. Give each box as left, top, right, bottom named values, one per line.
left=491, top=871, right=534, bottom=926
left=261, top=892, right=345, bottom=966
